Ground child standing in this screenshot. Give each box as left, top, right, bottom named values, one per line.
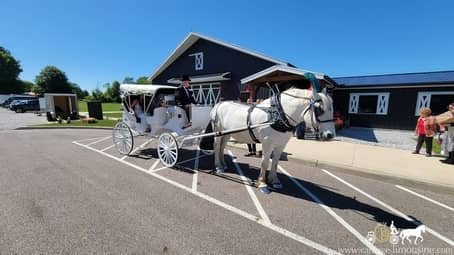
left=413, top=107, right=436, bottom=157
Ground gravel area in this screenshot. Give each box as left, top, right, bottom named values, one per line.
left=0, top=107, right=47, bottom=130
left=336, top=127, right=417, bottom=151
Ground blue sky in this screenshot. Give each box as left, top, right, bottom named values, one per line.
left=2, top=0, right=454, bottom=91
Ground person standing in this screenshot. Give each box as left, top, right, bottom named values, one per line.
left=441, top=103, right=454, bottom=164
left=175, top=74, right=196, bottom=124
left=413, top=107, right=436, bottom=157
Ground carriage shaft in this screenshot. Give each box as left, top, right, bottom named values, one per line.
left=181, top=122, right=272, bottom=143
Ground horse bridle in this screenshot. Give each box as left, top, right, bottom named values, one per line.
left=281, top=92, right=334, bottom=134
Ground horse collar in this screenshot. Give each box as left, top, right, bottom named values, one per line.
left=270, top=94, right=294, bottom=133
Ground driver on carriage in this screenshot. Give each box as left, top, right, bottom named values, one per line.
left=175, top=74, right=197, bottom=127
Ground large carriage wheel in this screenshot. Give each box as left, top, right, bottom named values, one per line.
left=158, top=132, right=179, bottom=167
left=112, top=121, right=134, bottom=155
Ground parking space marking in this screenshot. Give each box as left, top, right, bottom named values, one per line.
left=72, top=140, right=339, bottom=255
left=192, top=149, right=200, bottom=192
left=150, top=154, right=209, bottom=173
left=100, top=144, right=116, bottom=152
left=149, top=159, right=160, bottom=172
left=278, top=166, right=384, bottom=255
left=86, top=136, right=112, bottom=146
left=322, top=169, right=454, bottom=246
left=395, top=185, right=454, bottom=213
left=74, top=136, right=112, bottom=144
left=228, top=150, right=271, bottom=225
left=120, top=138, right=154, bottom=161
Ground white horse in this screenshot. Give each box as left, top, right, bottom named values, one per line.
left=400, top=225, right=426, bottom=245
left=209, top=86, right=335, bottom=193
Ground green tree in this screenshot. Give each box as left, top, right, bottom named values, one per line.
left=35, top=65, right=72, bottom=93
left=91, top=87, right=104, bottom=101
left=21, top=80, right=35, bottom=92
left=111, top=81, right=121, bottom=102
left=136, top=76, right=152, bottom=84
left=81, top=89, right=90, bottom=99
left=103, top=82, right=113, bottom=102
left=0, top=46, right=23, bottom=93
left=70, top=82, right=85, bottom=99
left=123, top=76, right=134, bottom=83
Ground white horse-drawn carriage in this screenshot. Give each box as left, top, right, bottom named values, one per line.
left=113, top=84, right=213, bottom=167
left=113, top=68, right=337, bottom=193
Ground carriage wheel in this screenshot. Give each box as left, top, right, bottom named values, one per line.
left=158, top=132, right=179, bottom=167
left=112, top=121, right=134, bottom=155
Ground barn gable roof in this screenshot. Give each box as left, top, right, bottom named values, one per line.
left=149, top=32, right=293, bottom=81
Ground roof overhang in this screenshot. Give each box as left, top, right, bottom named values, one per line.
left=44, top=93, right=77, bottom=97
left=150, top=32, right=291, bottom=81
left=241, top=65, right=337, bottom=88
left=167, top=72, right=231, bottom=84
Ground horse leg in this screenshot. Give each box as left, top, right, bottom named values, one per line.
left=219, top=135, right=229, bottom=169
left=214, top=136, right=224, bottom=173
left=268, top=145, right=284, bottom=189
left=258, top=142, right=272, bottom=194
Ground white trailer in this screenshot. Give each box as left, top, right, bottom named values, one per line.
left=41, top=93, right=79, bottom=121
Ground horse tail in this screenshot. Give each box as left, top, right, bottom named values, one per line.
left=199, top=121, right=214, bottom=150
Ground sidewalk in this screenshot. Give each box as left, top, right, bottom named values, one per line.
left=229, top=138, right=454, bottom=189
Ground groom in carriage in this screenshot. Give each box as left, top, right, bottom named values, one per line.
left=175, top=74, right=197, bottom=127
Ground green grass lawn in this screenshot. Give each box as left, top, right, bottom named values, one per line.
left=34, top=119, right=117, bottom=128
left=78, top=101, right=122, bottom=112
left=413, top=137, right=442, bottom=154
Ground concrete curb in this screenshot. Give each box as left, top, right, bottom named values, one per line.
left=227, top=142, right=454, bottom=193
left=16, top=126, right=113, bottom=130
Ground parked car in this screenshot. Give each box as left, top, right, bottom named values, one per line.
left=8, top=99, right=27, bottom=109
left=1, top=96, right=37, bottom=108
left=10, top=99, right=40, bottom=113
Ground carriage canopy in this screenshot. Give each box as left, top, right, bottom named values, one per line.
left=120, top=84, right=177, bottom=98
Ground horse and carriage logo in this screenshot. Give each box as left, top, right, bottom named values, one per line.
left=366, top=221, right=426, bottom=245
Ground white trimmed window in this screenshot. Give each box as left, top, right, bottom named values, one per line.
left=189, top=52, right=204, bottom=71
left=415, top=91, right=454, bottom=116
left=349, top=93, right=390, bottom=115
left=191, top=83, right=221, bottom=106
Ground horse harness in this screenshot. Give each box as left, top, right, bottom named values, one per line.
left=246, top=92, right=333, bottom=143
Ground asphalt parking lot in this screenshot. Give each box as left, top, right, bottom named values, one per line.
left=0, top=107, right=47, bottom=130
left=0, top=129, right=453, bottom=254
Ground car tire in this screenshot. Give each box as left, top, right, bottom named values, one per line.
left=15, top=108, right=23, bottom=113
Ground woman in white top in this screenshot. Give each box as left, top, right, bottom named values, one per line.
left=130, top=96, right=148, bottom=133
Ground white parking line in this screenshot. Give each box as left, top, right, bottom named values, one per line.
left=86, top=136, right=112, bottom=146
left=120, top=138, right=154, bottom=161
left=322, top=169, right=454, bottom=246
left=150, top=154, right=208, bottom=173
left=100, top=144, right=116, bottom=152
left=75, top=136, right=111, bottom=143
left=395, top=185, right=454, bottom=213
left=72, top=141, right=340, bottom=255
left=149, top=160, right=160, bottom=172
left=228, top=150, right=271, bottom=225
left=192, top=149, right=200, bottom=192
left=278, top=166, right=384, bottom=255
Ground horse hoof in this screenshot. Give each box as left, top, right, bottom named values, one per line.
left=215, top=167, right=225, bottom=174
left=272, top=183, right=283, bottom=189
left=259, top=187, right=271, bottom=194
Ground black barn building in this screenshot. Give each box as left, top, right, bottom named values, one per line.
left=149, top=32, right=454, bottom=131
left=150, top=32, right=296, bottom=103
left=333, top=72, right=454, bottom=130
